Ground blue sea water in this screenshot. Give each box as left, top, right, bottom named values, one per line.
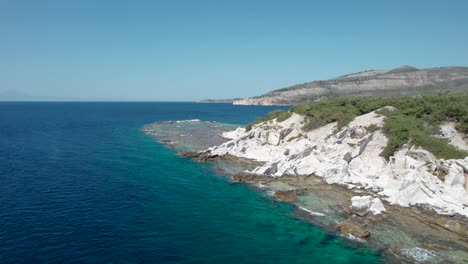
left=0, top=102, right=379, bottom=263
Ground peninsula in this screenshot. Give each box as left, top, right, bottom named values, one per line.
left=147, top=92, right=468, bottom=263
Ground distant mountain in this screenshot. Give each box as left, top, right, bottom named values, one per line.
left=197, top=98, right=243, bottom=103
left=0, top=90, right=39, bottom=101
left=0, top=90, right=107, bottom=101
left=233, top=66, right=468, bottom=105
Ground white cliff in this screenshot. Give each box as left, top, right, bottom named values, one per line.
left=207, top=110, right=468, bottom=217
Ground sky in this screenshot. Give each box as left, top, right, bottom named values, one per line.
left=1, top=0, right=468, bottom=101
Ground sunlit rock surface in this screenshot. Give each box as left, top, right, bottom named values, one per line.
left=205, top=110, right=468, bottom=217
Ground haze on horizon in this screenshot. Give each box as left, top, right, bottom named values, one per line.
left=1, top=0, right=468, bottom=101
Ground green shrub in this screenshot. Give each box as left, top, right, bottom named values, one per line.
left=412, top=131, right=467, bottom=160
left=455, top=115, right=468, bottom=134
left=246, top=117, right=266, bottom=131
left=246, top=110, right=292, bottom=131
left=377, top=97, right=468, bottom=160
left=248, top=93, right=468, bottom=159
left=266, top=110, right=292, bottom=122
left=380, top=113, right=423, bottom=159
left=287, top=133, right=303, bottom=142
left=365, top=124, right=380, bottom=133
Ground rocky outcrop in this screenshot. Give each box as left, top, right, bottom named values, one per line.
left=438, top=122, right=468, bottom=152
left=351, top=196, right=386, bottom=215
left=202, top=109, right=468, bottom=217
left=233, top=66, right=468, bottom=106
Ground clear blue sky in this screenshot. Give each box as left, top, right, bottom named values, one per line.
left=1, top=0, right=467, bottom=101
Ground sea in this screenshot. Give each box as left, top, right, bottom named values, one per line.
left=0, top=102, right=379, bottom=263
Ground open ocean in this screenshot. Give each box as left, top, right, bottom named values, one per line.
left=0, top=102, right=379, bottom=263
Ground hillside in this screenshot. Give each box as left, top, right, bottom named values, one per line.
left=233, top=66, right=468, bottom=105
left=197, top=98, right=242, bottom=103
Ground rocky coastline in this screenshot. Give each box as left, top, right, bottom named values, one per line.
left=142, top=115, right=468, bottom=263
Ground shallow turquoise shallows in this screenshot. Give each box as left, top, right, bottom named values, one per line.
left=0, top=102, right=379, bottom=263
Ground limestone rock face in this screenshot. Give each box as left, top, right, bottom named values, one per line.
left=351, top=196, right=373, bottom=210
left=205, top=110, right=468, bottom=217
left=369, top=198, right=386, bottom=215
left=351, top=196, right=386, bottom=215
left=222, top=127, right=246, bottom=140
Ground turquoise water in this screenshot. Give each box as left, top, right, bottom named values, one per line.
left=0, top=102, right=379, bottom=263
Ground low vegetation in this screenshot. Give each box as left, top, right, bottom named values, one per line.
left=287, top=133, right=303, bottom=142
left=247, top=93, right=468, bottom=160
left=378, top=105, right=467, bottom=160
left=246, top=110, right=292, bottom=131
left=365, top=124, right=380, bottom=133
left=292, top=97, right=392, bottom=131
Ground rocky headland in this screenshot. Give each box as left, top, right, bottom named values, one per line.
left=204, top=111, right=468, bottom=218
left=143, top=95, right=468, bottom=263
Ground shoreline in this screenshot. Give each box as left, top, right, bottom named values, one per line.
left=190, top=153, right=468, bottom=263
left=142, top=119, right=468, bottom=263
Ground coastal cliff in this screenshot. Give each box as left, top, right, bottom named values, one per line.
left=143, top=94, right=468, bottom=262
left=205, top=96, right=468, bottom=217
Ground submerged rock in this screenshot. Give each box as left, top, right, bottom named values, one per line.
left=274, top=190, right=298, bottom=202
left=399, top=247, right=437, bottom=263
left=142, top=120, right=238, bottom=152
left=273, top=189, right=308, bottom=203
left=336, top=221, right=370, bottom=239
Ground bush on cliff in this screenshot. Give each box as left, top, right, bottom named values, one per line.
left=246, top=93, right=468, bottom=159
left=379, top=106, right=467, bottom=160
left=246, top=110, right=292, bottom=131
